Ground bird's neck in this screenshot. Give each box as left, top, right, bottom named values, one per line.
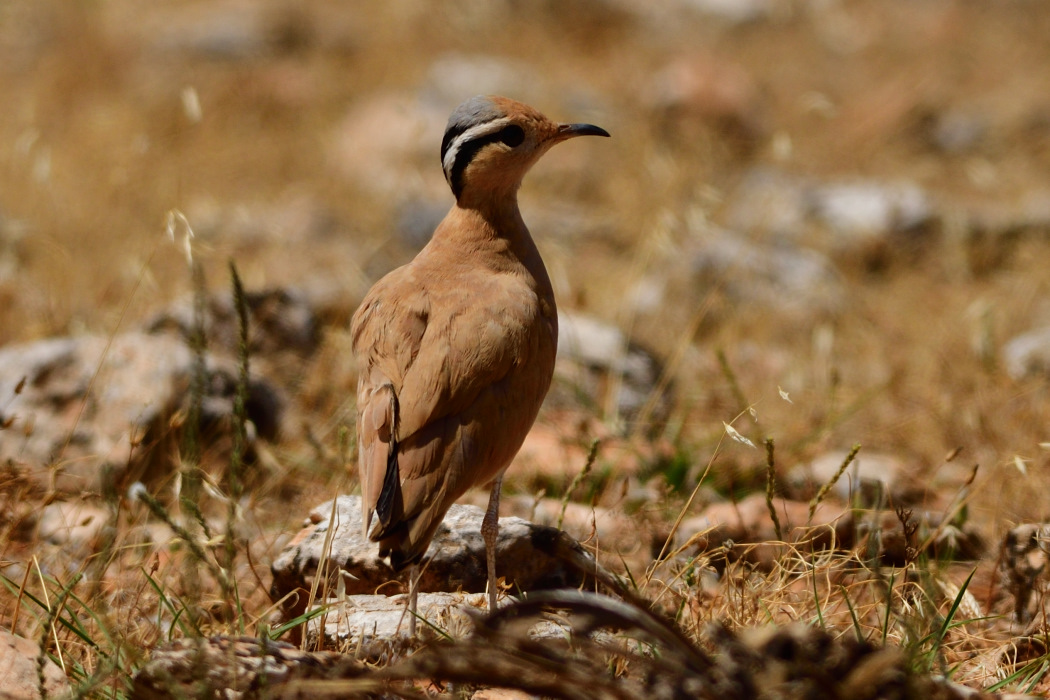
left=436, top=193, right=536, bottom=260
left=424, top=194, right=555, bottom=305
left=455, top=183, right=523, bottom=228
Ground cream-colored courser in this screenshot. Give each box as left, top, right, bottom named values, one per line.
left=351, top=95, right=608, bottom=629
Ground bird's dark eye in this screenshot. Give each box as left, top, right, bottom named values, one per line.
left=498, top=125, right=525, bottom=147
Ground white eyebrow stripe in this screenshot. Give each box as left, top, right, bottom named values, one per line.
left=441, top=117, right=513, bottom=182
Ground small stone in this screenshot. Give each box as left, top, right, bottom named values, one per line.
left=463, top=492, right=644, bottom=560
left=144, top=4, right=271, bottom=60
left=509, top=416, right=659, bottom=484
left=0, top=333, right=191, bottom=493
left=927, top=109, right=988, bottom=155
left=609, top=0, right=774, bottom=25
left=0, top=629, right=70, bottom=700
left=1003, top=326, right=1050, bottom=380
left=955, top=191, right=1050, bottom=275
left=330, top=92, right=445, bottom=200
left=811, top=179, right=932, bottom=241
left=678, top=0, right=773, bottom=23
left=133, top=1, right=330, bottom=61
left=133, top=635, right=361, bottom=699
left=395, top=199, right=449, bottom=251
left=186, top=193, right=337, bottom=249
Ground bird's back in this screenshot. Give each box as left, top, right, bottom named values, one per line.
left=351, top=206, right=557, bottom=567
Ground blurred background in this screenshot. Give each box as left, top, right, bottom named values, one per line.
left=2, top=0, right=1050, bottom=534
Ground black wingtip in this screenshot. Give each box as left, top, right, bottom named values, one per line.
left=387, top=549, right=422, bottom=573
left=375, top=437, right=400, bottom=528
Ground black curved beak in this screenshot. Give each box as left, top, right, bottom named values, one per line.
left=555, top=123, right=611, bottom=141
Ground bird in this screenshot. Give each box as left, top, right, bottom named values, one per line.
left=350, top=95, right=609, bottom=632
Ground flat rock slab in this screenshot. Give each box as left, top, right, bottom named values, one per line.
left=307, top=591, right=490, bottom=646
left=1003, top=326, right=1050, bottom=380
left=271, top=495, right=586, bottom=626
left=307, top=591, right=594, bottom=647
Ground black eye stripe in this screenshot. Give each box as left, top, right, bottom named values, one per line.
left=448, top=124, right=525, bottom=199
left=498, top=125, right=524, bottom=147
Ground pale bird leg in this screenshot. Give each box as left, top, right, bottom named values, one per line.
left=481, top=474, right=504, bottom=613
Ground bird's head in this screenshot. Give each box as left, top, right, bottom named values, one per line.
left=440, top=95, right=609, bottom=208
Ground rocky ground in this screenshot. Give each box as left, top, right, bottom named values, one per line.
left=3, top=0, right=1050, bottom=697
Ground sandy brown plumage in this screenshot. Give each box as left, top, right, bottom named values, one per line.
left=350, top=95, right=608, bottom=620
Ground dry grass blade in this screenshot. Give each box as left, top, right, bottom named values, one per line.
left=764, top=438, right=782, bottom=542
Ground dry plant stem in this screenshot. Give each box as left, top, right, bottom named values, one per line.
left=649, top=407, right=751, bottom=574
left=633, top=278, right=719, bottom=438
left=919, top=463, right=978, bottom=554
left=717, top=348, right=750, bottom=420
left=305, top=498, right=341, bottom=650
left=764, top=438, right=782, bottom=542
left=649, top=436, right=723, bottom=576
left=808, top=443, right=861, bottom=522
left=182, top=261, right=208, bottom=487
left=10, top=556, right=32, bottom=638
left=135, top=487, right=230, bottom=591
left=608, top=215, right=663, bottom=431
left=37, top=569, right=82, bottom=695
left=558, top=438, right=600, bottom=531
left=228, top=261, right=250, bottom=496
left=56, top=246, right=159, bottom=466
left=178, top=260, right=209, bottom=610
left=224, top=261, right=250, bottom=631
left=894, top=507, right=919, bottom=565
